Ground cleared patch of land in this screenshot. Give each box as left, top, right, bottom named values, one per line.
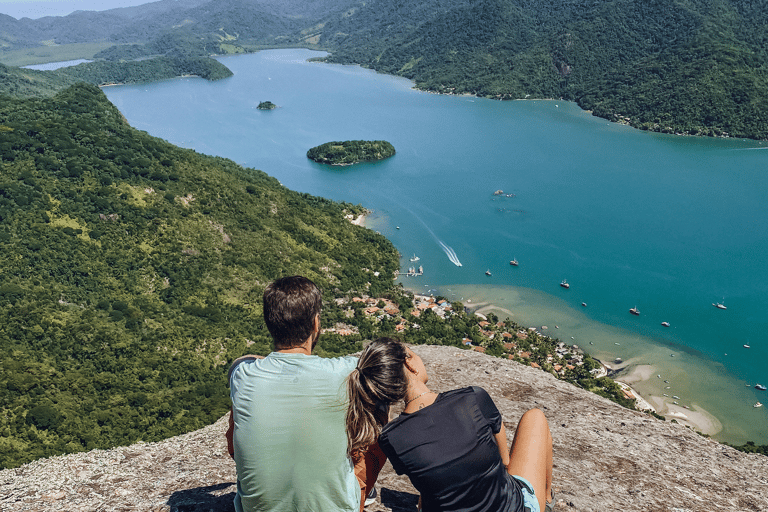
left=0, top=43, right=113, bottom=67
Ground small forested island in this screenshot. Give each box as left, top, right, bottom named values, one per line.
left=307, top=140, right=396, bottom=166
left=257, top=101, right=276, bottom=110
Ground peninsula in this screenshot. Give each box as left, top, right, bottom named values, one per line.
left=307, top=140, right=396, bottom=166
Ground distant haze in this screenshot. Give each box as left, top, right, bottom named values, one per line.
left=0, top=0, right=153, bottom=19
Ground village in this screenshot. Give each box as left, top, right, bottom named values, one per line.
left=323, top=292, right=605, bottom=385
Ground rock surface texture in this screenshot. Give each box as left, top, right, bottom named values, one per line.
left=2, top=345, right=767, bottom=511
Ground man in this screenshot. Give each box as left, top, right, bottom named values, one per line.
left=227, top=276, right=384, bottom=512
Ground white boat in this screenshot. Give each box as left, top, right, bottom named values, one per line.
left=581, top=302, right=587, bottom=307
left=410, top=254, right=420, bottom=262
left=629, top=306, right=640, bottom=316
left=755, top=402, right=763, bottom=408
left=661, top=321, right=670, bottom=327
left=744, top=344, right=751, bottom=349
left=713, top=299, right=726, bottom=310
left=560, top=279, right=569, bottom=289
left=485, top=270, right=492, bottom=276
left=756, top=384, right=767, bottom=391
left=510, top=258, right=519, bottom=266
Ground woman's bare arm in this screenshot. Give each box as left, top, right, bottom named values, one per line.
left=494, top=422, right=510, bottom=467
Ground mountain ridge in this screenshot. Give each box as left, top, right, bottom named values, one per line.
left=1, top=0, right=766, bottom=138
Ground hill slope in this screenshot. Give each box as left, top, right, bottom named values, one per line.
left=321, top=0, right=768, bottom=138
left=0, top=83, right=398, bottom=468
left=1, top=346, right=766, bottom=511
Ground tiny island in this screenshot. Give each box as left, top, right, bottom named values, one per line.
left=257, top=101, right=277, bottom=110
left=307, top=140, right=396, bottom=166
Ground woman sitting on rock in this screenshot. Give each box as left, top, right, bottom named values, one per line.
left=346, top=338, right=554, bottom=512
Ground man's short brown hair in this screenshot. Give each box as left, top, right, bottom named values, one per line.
left=263, top=276, right=322, bottom=350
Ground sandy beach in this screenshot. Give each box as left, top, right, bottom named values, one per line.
left=346, top=211, right=368, bottom=226
left=618, top=364, right=722, bottom=436
left=451, top=297, right=726, bottom=438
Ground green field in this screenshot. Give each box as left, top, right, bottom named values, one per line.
left=0, top=43, right=114, bottom=67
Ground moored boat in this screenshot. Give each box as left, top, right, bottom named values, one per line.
left=560, top=279, right=569, bottom=289
left=510, top=258, right=519, bottom=266
left=485, top=270, right=492, bottom=276
left=410, top=254, right=420, bottom=262
left=755, top=402, right=763, bottom=408
left=629, top=306, right=640, bottom=316
left=756, top=384, right=767, bottom=391
left=661, top=321, right=670, bottom=327
left=713, top=300, right=726, bottom=310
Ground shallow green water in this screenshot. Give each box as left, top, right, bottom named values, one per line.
left=104, top=49, right=768, bottom=443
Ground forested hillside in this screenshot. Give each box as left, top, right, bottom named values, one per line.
left=0, top=83, right=399, bottom=468
left=0, top=55, right=231, bottom=99
left=2, top=0, right=765, bottom=137
left=321, top=0, right=768, bottom=138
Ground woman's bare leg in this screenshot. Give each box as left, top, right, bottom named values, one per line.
left=506, top=408, right=553, bottom=511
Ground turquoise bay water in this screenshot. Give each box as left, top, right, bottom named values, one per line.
left=104, top=49, right=768, bottom=443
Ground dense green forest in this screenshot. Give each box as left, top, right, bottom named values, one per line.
left=307, top=140, right=396, bottom=165
left=0, top=55, right=230, bottom=100
left=0, top=83, right=399, bottom=468
left=320, top=0, right=768, bottom=139
left=2, top=0, right=766, bottom=137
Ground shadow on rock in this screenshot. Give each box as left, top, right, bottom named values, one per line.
left=380, top=487, right=419, bottom=511
left=168, top=482, right=236, bottom=512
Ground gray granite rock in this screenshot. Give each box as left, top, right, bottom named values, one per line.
left=2, top=345, right=766, bottom=511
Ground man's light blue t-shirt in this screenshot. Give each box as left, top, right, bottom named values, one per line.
left=230, top=352, right=360, bottom=512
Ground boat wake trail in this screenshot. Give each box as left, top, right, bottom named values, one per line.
left=439, top=241, right=463, bottom=267
left=392, top=201, right=463, bottom=267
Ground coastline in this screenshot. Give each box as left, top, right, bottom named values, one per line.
left=402, top=283, right=752, bottom=442
left=346, top=211, right=368, bottom=226
left=456, top=301, right=713, bottom=429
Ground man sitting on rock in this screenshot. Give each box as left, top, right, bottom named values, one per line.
left=227, top=275, right=385, bottom=512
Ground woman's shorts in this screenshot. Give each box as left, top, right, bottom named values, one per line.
left=509, top=474, right=539, bottom=512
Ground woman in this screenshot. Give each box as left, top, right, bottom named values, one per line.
left=346, top=338, right=553, bottom=512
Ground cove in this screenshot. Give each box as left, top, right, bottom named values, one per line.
left=103, top=49, right=768, bottom=444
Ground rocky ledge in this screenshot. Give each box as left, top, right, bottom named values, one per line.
left=2, top=345, right=767, bottom=511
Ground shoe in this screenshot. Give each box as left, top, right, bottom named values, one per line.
left=364, top=487, right=377, bottom=507
left=544, top=489, right=555, bottom=512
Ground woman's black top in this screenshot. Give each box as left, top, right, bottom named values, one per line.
left=378, top=386, right=524, bottom=512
